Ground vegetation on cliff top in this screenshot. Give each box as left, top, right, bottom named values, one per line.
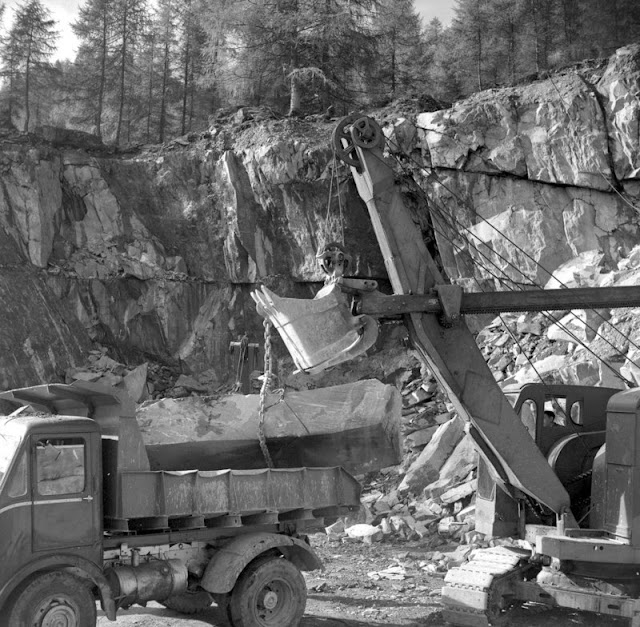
left=0, top=0, right=637, bottom=145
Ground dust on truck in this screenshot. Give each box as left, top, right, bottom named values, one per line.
left=0, top=381, right=361, bottom=627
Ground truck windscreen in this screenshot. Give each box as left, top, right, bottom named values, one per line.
left=0, top=433, right=22, bottom=488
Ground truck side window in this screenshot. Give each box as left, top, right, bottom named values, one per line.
left=570, top=401, right=583, bottom=425
left=36, top=438, right=86, bottom=496
left=7, top=452, right=27, bottom=498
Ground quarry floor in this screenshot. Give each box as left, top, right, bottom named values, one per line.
left=97, top=535, right=628, bottom=627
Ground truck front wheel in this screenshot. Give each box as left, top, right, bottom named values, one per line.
left=229, top=556, right=306, bottom=627
left=7, top=571, right=97, bottom=627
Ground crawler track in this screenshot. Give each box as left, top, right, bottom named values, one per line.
left=441, top=546, right=534, bottom=626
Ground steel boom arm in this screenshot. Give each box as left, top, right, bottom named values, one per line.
left=346, top=118, right=576, bottom=522
left=356, top=284, right=640, bottom=317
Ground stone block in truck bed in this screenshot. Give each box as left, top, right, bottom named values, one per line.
left=138, top=379, right=401, bottom=474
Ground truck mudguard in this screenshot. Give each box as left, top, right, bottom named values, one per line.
left=201, top=533, right=322, bottom=594
left=0, top=553, right=117, bottom=621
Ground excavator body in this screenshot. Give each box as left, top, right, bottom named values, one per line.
left=253, top=115, right=640, bottom=625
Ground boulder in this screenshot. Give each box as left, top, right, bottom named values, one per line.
left=120, top=363, right=149, bottom=403
left=398, top=416, right=465, bottom=494
left=346, top=524, right=383, bottom=544
left=405, top=425, right=439, bottom=449
left=437, top=435, right=477, bottom=485
left=137, top=378, right=402, bottom=474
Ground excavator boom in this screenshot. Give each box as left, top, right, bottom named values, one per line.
left=337, top=115, right=575, bottom=521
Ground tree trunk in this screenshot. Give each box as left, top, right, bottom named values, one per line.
left=146, top=40, right=155, bottom=142
left=96, top=9, right=108, bottom=140
left=159, top=39, right=170, bottom=143
left=391, top=30, right=396, bottom=96
left=116, top=7, right=129, bottom=145
left=508, top=18, right=516, bottom=84
left=288, top=71, right=302, bottom=116
left=476, top=29, right=483, bottom=91
left=24, top=50, right=31, bottom=132
left=181, top=38, right=190, bottom=134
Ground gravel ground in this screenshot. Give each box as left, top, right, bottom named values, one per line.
left=96, top=534, right=630, bottom=627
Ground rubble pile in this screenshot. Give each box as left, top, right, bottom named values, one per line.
left=320, top=370, right=483, bottom=573
left=327, top=248, right=640, bottom=561
left=64, top=348, right=223, bottom=403
left=476, top=249, right=640, bottom=390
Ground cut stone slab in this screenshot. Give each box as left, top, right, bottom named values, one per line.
left=174, top=374, right=210, bottom=393
left=440, top=478, right=478, bottom=504
left=137, top=378, right=401, bottom=474
left=438, top=435, right=478, bottom=485
left=423, top=476, right=457, bottom=500
left=398, top=416, right=465, bottom=494
left=119, top=363, right=149, bottom=403
left=405, top=425, right=438, bottom=449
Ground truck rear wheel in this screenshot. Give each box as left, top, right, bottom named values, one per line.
left=229, top=556, right=306, bottom=627
left=7, top=571, right=97, bottom=627
left=162, top=589, right=214, bottom=614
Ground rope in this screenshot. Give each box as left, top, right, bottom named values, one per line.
left=382, top=142, right=640, bottom=379
left=324, top=152, right=336, bottom=243
left=322, top=149, right=346, bottom=248
left=258, top=318, right=275, bottom=468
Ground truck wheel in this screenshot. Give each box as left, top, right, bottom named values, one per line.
left=7, top=571, right=96, bottom=627
left=229, top=556, right=306, bottom=627
left=162, top=589, right=214, bottom=614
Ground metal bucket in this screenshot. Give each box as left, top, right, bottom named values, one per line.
left=252, top=284, right=378, bottom=374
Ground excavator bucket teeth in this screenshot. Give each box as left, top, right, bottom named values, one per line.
left=251, top=284, right=378, bottom=374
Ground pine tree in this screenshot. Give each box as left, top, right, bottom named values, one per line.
left=72, top=0, right=114, bottom=139
left=451, top=0, right=491, bottom=92
left=522, top=0, right=558, bottom=73
left=177, top=0, right=204, bottom=134
left=111, top=0, right=147, bottom=144
left=200, top=0, right=378, bottom=115
left=373, top=0, right=425, bottom=101
left=155, top=0, right=179, bottom=142
left=485, top=0, right=527, bottom=85
left=3, top=0, right=57, bottom=131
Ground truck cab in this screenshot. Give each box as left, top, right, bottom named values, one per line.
left=0, top=414, right=103, bottom=609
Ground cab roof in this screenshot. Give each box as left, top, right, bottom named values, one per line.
left=0, top=413, right=97, bottom=436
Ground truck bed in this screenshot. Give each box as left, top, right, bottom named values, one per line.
left=106, top=466, right=361, bottom=533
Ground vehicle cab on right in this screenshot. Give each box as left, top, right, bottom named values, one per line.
left=476, top=383, right=620, bottom=537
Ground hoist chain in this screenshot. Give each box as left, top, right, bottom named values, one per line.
left=232, top=334, right=249, bottom=393
left=258, top=318, right=275, bottom=468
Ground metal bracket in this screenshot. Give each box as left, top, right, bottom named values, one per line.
left=336, top=277, right=378, bottom=293
left=434, top=284, right=463, bottom=326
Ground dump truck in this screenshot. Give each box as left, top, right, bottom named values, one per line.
left=0, top=381, right=361, bottom=626
left=254, top=114, right=640, bottom=626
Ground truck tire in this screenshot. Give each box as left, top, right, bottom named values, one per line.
left=7, top=571, right=97, bottom=627
left=162, top=589, right=214, bottom=614
left=229, top=556, right=306, bottom=627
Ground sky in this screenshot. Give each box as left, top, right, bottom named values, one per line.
left=6, top=0, right=457, bottom=62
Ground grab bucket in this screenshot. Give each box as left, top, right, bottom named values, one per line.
left=252, top=284, right=378, bottom=374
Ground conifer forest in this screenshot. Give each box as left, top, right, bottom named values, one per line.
left=1, top=0, right=638, bottom=145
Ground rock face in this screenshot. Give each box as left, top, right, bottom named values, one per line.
left=1, top=45, right=640, bottom=389
left=0, top=129, right=385, bottom=388
left=415, top=46, right=640, bottom=288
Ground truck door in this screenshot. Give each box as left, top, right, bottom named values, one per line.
left=31, top=432, right=101, bottom=555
